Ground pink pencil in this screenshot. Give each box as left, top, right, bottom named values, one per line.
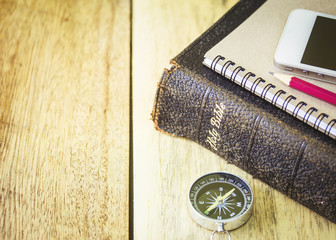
left=270, top=72, right=336, bottom=106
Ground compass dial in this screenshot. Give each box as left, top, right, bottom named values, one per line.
left=188, top=172, right=253, bottom=231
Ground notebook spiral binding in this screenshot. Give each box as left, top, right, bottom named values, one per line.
left=210, top=55, right=336, bottom=139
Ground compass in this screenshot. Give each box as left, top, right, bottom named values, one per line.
left=188, top=172, right=253, bottom=239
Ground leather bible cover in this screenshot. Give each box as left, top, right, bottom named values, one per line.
left=152, top=0, right=336, bottom=223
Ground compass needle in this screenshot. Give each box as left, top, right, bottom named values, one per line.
left=204, top=188, right=235, bottom=214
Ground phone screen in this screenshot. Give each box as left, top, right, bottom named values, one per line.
left=301, top=16, right=336, bottom=71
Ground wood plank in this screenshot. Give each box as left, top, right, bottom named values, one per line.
left=132, top=0, right=336, bottom=239
left=0, top=0, right=130, bottom=239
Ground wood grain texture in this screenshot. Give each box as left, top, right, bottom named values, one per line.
left=0, top=0, right=130, bottom=239
left=132, top=0, right=336, bottom=239
left=1, top=0, right=336, bottom=239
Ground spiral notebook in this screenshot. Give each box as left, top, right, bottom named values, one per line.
left=203, top=0, right=336, bottom=140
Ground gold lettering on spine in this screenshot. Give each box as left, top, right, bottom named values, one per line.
left=206, top=103, right=225, bottom=151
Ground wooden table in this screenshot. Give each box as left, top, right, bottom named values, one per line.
left=0, top=0, right=335, bottom=239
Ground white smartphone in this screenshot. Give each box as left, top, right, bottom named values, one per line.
left=274, top=9, right=336, bottom=83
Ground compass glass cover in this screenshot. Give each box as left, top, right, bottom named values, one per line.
left=189, top=172, right=253, bottom=221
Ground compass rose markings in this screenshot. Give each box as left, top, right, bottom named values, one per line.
left=188, top=172, right=253, bottom=232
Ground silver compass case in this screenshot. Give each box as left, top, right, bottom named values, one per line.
left=188, top=172, right=253, bottom=231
